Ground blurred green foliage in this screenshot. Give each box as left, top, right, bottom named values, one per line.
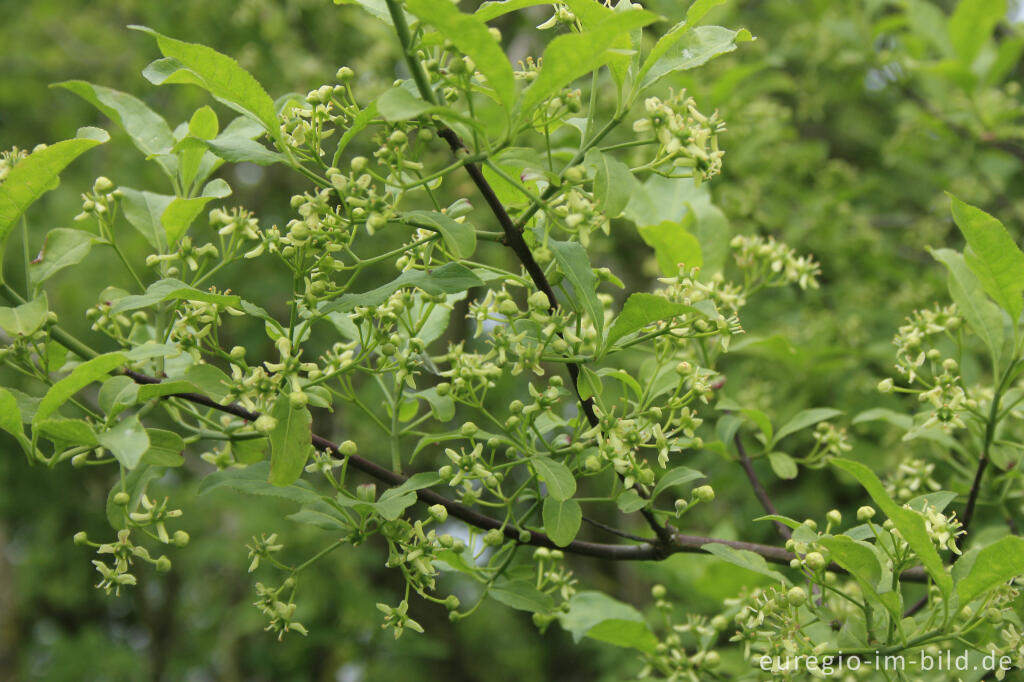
left=2, top=0, right=1023, bottom=679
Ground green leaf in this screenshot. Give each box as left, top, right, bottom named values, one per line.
left=616, top=489, right=648, bottom=513
left=119, top=188, right=173, bottom=250
left=0, top=295, right=48, bottom=337
left=29, top=228, right=98, bottom=287
left=956, top=535, right=1024, bottom=605
left=772, top=408, right=842, bottom=446
left=559, top=591, right=656, bottom=652
left=767, top=452, right=798, bottom=480
left=410, top=387, right=455, bottom=422
left=98, top=375, right=140, bottom=419
left=141, top=429, right=186, bottom=467
left=639, top=218, right=702, bottom=276
left=606, top=294, right=700, bottom=349
left=549, top=239, right=604, bottom=339
left=35, top=418, right=98, bottom=448
left=161, top=181, right=232, bottom=244
left=931, top=248, right=1005, bottom=373
left=205, top=133, right=284, bottom=166
left=34, top=353, right=126, bottom=426
left=0, top=127, right=109, bottom=273
left=98, top=415, right=151, bottom=470
left=405, top=0, right=517, bottom=111
left=322, top=262, right=484, bottom=314
left=948, top=194, right=1024, bottom=321
left=530, top=456, right=576, bottom=501
left=111, top=278, right=241, bottom=314
left=818, top=535, right=899, bottom=618
left=267, top=393, right=313, bottom=487
left=542, top=497, right=582, bottom=547
left=376, top=87, right=432, bottom=121
left=53, top=81, right=176, bottom=176
left=521, top=9, right=659, bottom=114
left=130, top=26, right=279, bottom=135
left=584, top=148, right=634, bottom=219
left=640, top=26, right=753, bottom=90
left=832, top=458, right=953, bottom=597
left=0, top=388, right=31, bottom=458
left=490, top=578, right=555, bottom=613
left=702, top=542, right=788, bottom=583
left=403, top=209, right=477, bottom=259
left=199, top=461, right=321, bottom=505
left=575, top=365, right=603, bottom=401
left=652, top=466, right=705, bottom=499
left=948, top=0, right=1006, bottom=65
left=182, top=364, right=232, bottom=402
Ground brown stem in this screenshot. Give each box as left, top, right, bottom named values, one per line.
left=734, top=433, right=791, bottom=540
left=120, top=369, right=930, bottom=581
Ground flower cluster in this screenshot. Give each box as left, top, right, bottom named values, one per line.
left=729, top=234, right=822, bottom=291
left=633, top=90, right=726, bottom=184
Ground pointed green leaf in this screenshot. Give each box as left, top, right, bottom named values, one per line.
left=53, top=81, right=176, bottom=176
left=34, top=353, right=126, bottom=426
left=405, top=0, right=517, bottom=111
left=833, top=458, right=953, bottom=597
left=521, top=9, right=659, bottom=114
left=772, top=408, right=842, bottom=446
left=130, top=26, right=279, bottom=134
left=549, top=239, right=604, bottom=339
left=29, top=228, right=98, bottom=287
left=956, top=535, right=1024, bottom=605
left=948, top=0, right=1006, bottom=65
left=0, top=295, right=48, bottom=337
left=652, top=466, right=705, bottom=499
left=268, top=393, right=313, bottom=486
left=404, top=209, right=476, bottom=259
left=559, top=591, right=655, bottom=652
left=110, top=278, right=241, bottom=314
left=543, top=496, right=582, bottom=547
left=321, top=262, right=484, bottom=314
left=931, top=248, right=1005, bottom=373
left=530, top=456, right=576, bottom=500
left=640, top=26, right=753, bottom=90
left=98, top=415, right=151, bottom=470
left=141, top=429, right=186, bottom=467
left=584, top=148, right=634, bottom=219
left=639, top=217, right=703, bottom=276
left=767, top=452, right=798, bottom=480
left=606, top=293, right=701, bottom=349
left=948, top=194, right=1024, bottom=321
left=702, top=542, right=788, bottom=583
left=0, top=127, right=109, bottom=272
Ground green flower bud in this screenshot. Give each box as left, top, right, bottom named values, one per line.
left=693, top=485, right=715, bottom=503
left=804, top=551, right=826, bottom=570
left=113, top=491, right=131, bottom=506
left=826, top=509, right=842, bottom=526
left=339, top=440, right=358, bottom=456
left=877, top=378, right=894, bottom=393
left=336, top=66, right=354, bottom=82
left=528, top=290, right=550, bottom=311
left=155, top=556, right=172, bottom=572
left=483, top=529, right=504, bottom=546
left=428, top=504, right=448, bottom=523
left=651, top=584, right=667, bottom=599
left=93, top=176, right=114, bottom=193
left=585, top=455, right=601, bottom=472
left=460, top=421, right=479, bottom=437
left=173, top=530, right=190, bottom=546
left=229, top=346, right=246, bottom=362
left=73, top=531, right=89, bottom=546
left=703, top=651, right=721, bottom=668
left=445, top=594, right=460, bottom=610
left=787, top=586, right=808, bottom=606
left=351, top=156, right=368, bottom=172
left=518, top=530, right=531, bottom=543
left=857, top=505, right=876, bottom=521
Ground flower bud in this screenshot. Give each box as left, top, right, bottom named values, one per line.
left=73, top=531, right=89, bottom=546
left=651, top=584, right=667, bottom=599
left=460, top=421, right=479, bottom=437
left=804, top=551, right=826, bottom=570
left=826, top=509, right=842, bottom=526
left=693, top=485, right=715, bottom=503
left=787, top=586, right=807, bottom=606
left=155, top=556, right=172, bottom=572
left=483, top=529, right=504, bottom=546
left=857, top=506, right=876, bottom=521
left=336, top=66, right=354, bottom=82
left=428, top=504, right=448, bottom=523
left=113, top=491, right=131, bottom=506
left=339, top=440, right=358, bottom=456
left=173, top=530, right=190, bottom=546
left=877, top=378, right=894, bottom=393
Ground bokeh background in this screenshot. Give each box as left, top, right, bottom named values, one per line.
left=2, top=0, right=1023, bottom=679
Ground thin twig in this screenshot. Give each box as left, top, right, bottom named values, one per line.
left=734, top=433, right=791, bottom=540
left=381, top=0, right=675, bottom=549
